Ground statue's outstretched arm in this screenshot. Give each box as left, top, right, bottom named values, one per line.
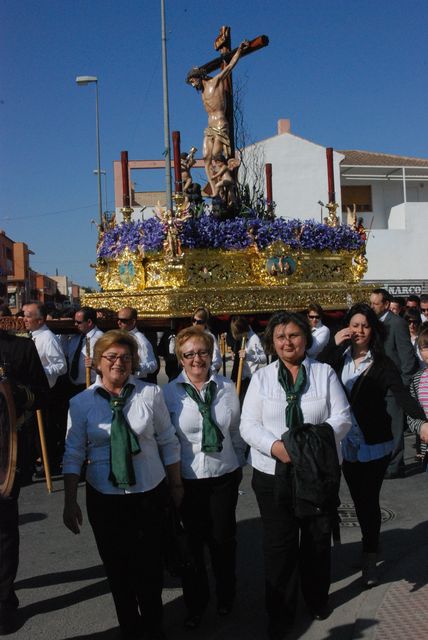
left=215, top=40, right=248, bottom=82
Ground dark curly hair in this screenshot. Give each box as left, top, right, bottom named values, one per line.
left=343, top=303, right=385, bottom=361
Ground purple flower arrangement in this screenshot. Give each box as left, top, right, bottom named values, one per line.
left=97, top=214, right=364, bottom=259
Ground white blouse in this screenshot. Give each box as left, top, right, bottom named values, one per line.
left=163, top=371, right=246, bottom=479
left=240, top=357, right=351, bottom=475
left=63, top=375, right=180, bottom=494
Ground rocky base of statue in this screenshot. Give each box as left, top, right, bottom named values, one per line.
left=211, top=196, right=241, bottom=221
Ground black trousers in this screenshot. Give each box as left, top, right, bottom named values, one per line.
left=180, top=467, right=242, bottom=615
left=86, top=481, right=168, bottom=639
left=342, top=454, right=390, bottom=553
left=0, top=490, right=19, bottom=608
left=252, top=468, right=332, bottom=624
left=0, top=433, right=25, bottom=608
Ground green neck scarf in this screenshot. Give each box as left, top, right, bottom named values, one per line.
left=97, top=383, right=141, bottom=488
left=181, top=380, right=224, bottom=453
left=277, top=361, right=307, bottom=430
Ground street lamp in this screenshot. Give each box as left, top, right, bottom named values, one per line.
left=76, top=75, right=103, bottom=225
left=93, top=169, right=108, bottom=214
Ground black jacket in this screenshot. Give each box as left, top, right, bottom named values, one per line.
left=318, top=342, right=425, bottom=445
left=0, top=331, right=49, bottom=416
left=275, top=422, right=341, bottom=518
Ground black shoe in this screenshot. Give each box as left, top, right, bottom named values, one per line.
left=217, top=602, right=233, bottom=616
left=384, top=470, right=405, bottom=479
left=183, top=614, right=202, bottom=630
left=0, top=603, right=18, bottom=635
left=34, top=464, right=45, bottom=479
left=309, top=602, right=332, bottom=620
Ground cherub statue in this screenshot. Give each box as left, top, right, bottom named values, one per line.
left=325, top=202, right=339, bottom=227
left=211, top=153, right=240, bottom=208
left=93, top=211, right=116, bottom=251
left=181, top=147, right=197, bottom=193
left=155, top=203, right=192, bottom=258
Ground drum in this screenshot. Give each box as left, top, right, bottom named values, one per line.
left=0, top=379, right=17, bottom=498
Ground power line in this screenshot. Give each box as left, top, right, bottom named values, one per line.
left=0, top=203, right=97, bottom=222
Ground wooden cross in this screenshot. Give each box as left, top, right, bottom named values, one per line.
left=197, top=27, right=269, bottom=159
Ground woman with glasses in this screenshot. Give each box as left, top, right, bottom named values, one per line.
left=63, top=330, right=181, bottom=640
left=191, top=306, right=222, bottom=372
left=306, top=302, right=331, bottom=357
left=163, top=326, right=246, bottom=630
left=240, top=311, right=351, bottom=639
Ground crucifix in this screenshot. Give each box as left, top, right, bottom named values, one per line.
left=186, top=27, right=269, bottom=197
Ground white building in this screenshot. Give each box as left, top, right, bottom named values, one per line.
left=244, top=119, right=428, bottom=293
left=112, top=120, right=428, bottom=294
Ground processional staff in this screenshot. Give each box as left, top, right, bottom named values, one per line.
left=28, top=330, right=53, bottom=493
left=219, top=332, right=227, bottom=377
left=85, top=337, right=91, bottom=388
left=36, top=409, right=53, bottom=493
left=235, top=334, right=247, bottom=397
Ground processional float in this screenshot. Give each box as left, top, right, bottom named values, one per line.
left=81, top=25, right=368, bottom=317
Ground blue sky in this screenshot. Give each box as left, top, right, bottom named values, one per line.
left=1, top=0, right=427, bottom=287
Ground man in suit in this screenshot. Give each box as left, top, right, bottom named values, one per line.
left=370, top=288, right=419, bottom=478
left=0, top=330, right=49, bottom=634
left=65, top=307, right=103, bottom=396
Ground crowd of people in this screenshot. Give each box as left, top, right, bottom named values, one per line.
left=1, top=291, right=427, bottom=639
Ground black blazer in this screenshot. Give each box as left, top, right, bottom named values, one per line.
left=0, top=331, right=49, bottom=416
left=383, top=311, right=418, bottom=386
left=318, top=343, right=425, bottom=445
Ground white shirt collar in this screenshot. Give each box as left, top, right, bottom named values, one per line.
left=176, top=369, right=217, bottom=391
left=32, top=324, right=49, bottom=337
left=93, top=373, right=138, bottom=393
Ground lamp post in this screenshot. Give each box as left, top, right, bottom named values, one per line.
left=76, top=75, right=103, bottom=226
left=93, top=169, right=108, bottom=214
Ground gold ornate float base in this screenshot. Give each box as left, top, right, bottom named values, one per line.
left=83, top=245, right=369, bottom=317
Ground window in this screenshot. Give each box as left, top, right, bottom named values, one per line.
left=341, top=185, right=372, bottom=213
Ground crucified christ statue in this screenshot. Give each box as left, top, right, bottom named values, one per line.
left=186, top=30, right=268, bottom=197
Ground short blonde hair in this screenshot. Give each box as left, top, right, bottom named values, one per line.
left=93, top=330, right=140, bottom=373
left=175, top=326, right=214, bottom=361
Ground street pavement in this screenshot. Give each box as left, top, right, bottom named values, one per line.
left=7, top=427, right=428, bottom=639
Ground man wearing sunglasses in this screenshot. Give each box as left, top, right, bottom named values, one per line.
left=306, top=303, right=330, bottom=358
left=117, top=307, right=158, bottom=382
left=67, top=307, right=103, bottom=395
left=419, top=294, right=428, bottom=324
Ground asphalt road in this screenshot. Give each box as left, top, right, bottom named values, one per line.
left=8, top=427, right=428, bottom=640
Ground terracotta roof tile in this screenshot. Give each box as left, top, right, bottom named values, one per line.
left=338, top=149, right=428, bottom=167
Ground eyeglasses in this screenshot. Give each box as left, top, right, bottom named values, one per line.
left=74, top=320, right=85, bottom=325
left=117, top=318, right=133, bottom=324
left=192, top=318, right=205, bottom=325
left=101, top=354, right=132, bottom=363
left=308, top=315, right=320, bottom=320
left=182, top=349, right=210, bottom=360
left=407, top=320, right=419, bottom=325
left=421, top=308, right=428, bottom=314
